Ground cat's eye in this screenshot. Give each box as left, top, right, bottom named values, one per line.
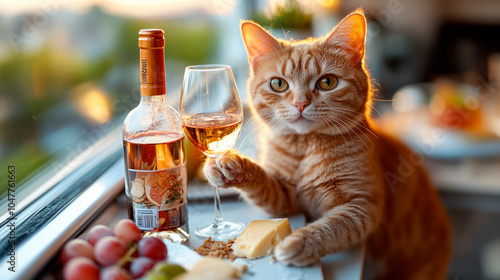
left=270, top=78, right=289, bottom=92
left=317, top=75, right=338, bottom=91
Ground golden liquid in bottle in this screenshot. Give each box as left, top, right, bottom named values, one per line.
left=123, top=132, right=188, bottom=243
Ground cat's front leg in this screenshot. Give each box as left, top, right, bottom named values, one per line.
left=203, top=150, right=299, bottom=216
left=275, top=198, right=380, bottom=266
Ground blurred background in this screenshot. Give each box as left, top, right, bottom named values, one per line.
left=1, top=0, right=500, bottom=279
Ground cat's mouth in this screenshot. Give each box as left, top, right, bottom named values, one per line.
left=292, top=115, right=312, bottom=123
left=288, top=115, right=315, bottom=134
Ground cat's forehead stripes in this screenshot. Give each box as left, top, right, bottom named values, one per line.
left=277, top=46, right=323, bottom=87
left=282, top=59, right=293, bottom=77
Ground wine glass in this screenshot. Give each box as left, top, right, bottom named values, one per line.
left=180, top=65, right=245, bottom=239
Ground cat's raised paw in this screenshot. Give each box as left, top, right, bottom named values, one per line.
left=275, top=231, right=319, bottom=266
left=203, top=158, right=227, bottom=188
left=203, top=151, right=249, bottom=188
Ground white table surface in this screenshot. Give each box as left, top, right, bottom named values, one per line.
left=187, top=184, right=364, bottom=280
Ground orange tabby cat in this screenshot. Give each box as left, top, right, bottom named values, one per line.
left=204, top=10, right=451, bottom=279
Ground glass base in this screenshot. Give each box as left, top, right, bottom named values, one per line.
left=195, top=220, right=245, bottom=240
left=142, top=227, right=189, bottom=244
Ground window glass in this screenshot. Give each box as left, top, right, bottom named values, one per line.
left=0, top=1, right=248, bottom=201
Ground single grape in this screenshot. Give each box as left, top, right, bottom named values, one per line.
left=145, top=270, right=166, bottom=280
left=63, top=257, right=99, bottom=280
left=61, top=239, right=94, bottom=264
left=114, top=219, right=142, bottom=245
left=94, top=236, right=128, bottom=266
left=131, top=248, right=139, bottom=258
left=87, top=225, right=114, bottom=246
left=145, top=263, right=185, bottom=280
left=154, top=263, right=186, bottom=278
left=100, top=266, right=132, bottom=280
left=138, top=237, right=167, bottom=261
left=130, top=257, right=155, bottom=278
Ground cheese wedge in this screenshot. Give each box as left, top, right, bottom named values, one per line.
left=173, top=257, right=239, bottom=280
left=232, top=218, right=292, bottom=259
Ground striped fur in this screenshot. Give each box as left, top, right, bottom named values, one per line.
left=204, top=10, right=451, bottom=279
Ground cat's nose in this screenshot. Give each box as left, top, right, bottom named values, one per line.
left=292, top=101, right=311, bottom=113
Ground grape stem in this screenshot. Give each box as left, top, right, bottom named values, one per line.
left=116, top=243, right=138, bottom=268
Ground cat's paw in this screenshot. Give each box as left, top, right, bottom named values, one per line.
left=203, top=151, right=249, bottom=188
left=275, top=230, right=320, bottom=266
left=203, top=158, right=227, bottom=188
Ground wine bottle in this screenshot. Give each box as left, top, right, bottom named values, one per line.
left=122, top=29, right=188, bottom=243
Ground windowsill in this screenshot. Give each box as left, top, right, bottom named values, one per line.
left=0, top=126, right=125, bottom=280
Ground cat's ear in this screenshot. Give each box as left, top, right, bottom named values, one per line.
left=323, top=10, right=367, bottom=63
left=240, top=21, right=282, bottom=67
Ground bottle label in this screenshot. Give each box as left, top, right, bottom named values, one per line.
left=126, top=164, right=187, bottom=229
left=127, top=164, right=187, bottom=208
left=135, top=208, right=159, bottom=230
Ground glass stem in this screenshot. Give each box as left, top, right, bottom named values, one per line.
left=212, top=186, right=224, bottom=228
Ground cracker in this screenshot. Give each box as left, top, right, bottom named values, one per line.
left=195, top=237, right=237, bottom=261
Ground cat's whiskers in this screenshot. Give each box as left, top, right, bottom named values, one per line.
left=318, top=116, right=349, bottom=145
left=242, top=114, right=268, bottom=134
left=271, top=118, right=288, bottom=135
left=367, top=103, right=383, bottom=118
left=329, top=107, right=379, bottom=139
left=239, top=109, right=278, bottom=157
left=316, top=106, right=370, bottom=146
left=351, top=123, right=374, bottom=147
left=314, top=131, right=324, bottom=140
left=333, top=114, right=373, bottom=148
left=281, top=105, right=374, bottom=147
left=238, top=123, right=263, bottom=152
left=326, top=115, right=357, bottom=146
left=330, top=108, right=375, bottom=145
left=247, top=110, right=277, bottom=128
left=258, top=109, right=278, bottom=123
left=329, top=109, right=366, bottom=128
left=322, top=115, right=369, bottom=148
left=242, top=117, right=257, bottom=131
left=267, top=114, right=287, bottom=133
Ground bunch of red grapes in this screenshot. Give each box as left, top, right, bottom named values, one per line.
left=61, top=219, right=167, bottom=280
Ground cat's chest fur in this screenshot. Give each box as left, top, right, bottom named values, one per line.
left=267, top=133, right=340, bottom=177
left=265, top=133, right=355, bottom=217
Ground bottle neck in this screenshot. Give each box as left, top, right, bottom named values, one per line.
left=139, top=94, right=167, bottom=105
left=139, top=46, right=166, bottom=97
